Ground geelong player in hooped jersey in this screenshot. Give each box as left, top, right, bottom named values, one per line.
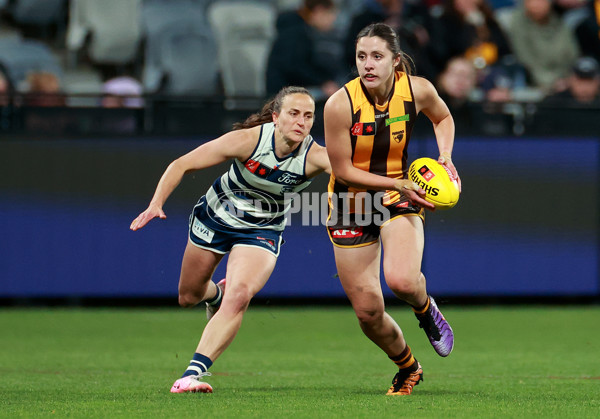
left=324, top=23, right=462, bottom=396
left=131, top=86, right=330, bottom=393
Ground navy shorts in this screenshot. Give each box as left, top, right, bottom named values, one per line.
left=188, top=197, right=283, bottom=257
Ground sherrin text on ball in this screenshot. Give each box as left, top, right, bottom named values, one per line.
left=408, top=157, right=459, bottom=210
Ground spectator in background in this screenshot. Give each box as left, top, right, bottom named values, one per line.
left=436, top=55, right=479, bottom=107
left=344, top=0, right=436, bottom=80
left=19, top=71, right=67, bottom=133
left=22, top=71, right=65, bottom=107
left=508, top=0, right=580, bottom=93
left=543, top=56, right=600, bottom=105
left=435, top=56, right=480, bottom=129
left=0, top=70, right=9, bottom=107
left=100, top=76, right=144, bottom=135
left=101, top=76, right=143, bottom=108
left=266, top=0, right=340, bottom=100
left=436, top=54, right=514, bottom=105
left=427, top=0, right=512, bottom=77
left=552, top=0, right=589, bottom=17
left=574, top=0, right=600, bottom=62
left=535, top=54, right=599, bottom=136
left=0, top=68, right=12, bottom=131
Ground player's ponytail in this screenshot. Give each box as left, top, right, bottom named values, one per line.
left=232, top=86, right=314, bottom=130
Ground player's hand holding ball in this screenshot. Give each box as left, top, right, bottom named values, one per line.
left=438, top=152, right=461, bottom=192
left=394, top=178, right=436, bottom=211
left=408, top=156, right=461, bottom=210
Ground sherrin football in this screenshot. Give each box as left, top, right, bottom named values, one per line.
left=408, top=157, right=459, bottom=210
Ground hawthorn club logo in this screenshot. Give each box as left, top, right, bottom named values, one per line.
left=392, top=130, right=404, bottom=143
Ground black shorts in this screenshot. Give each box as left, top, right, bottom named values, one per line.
left=327, top=200, right=424, bottom=248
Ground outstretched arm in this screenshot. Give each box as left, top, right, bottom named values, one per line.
left=130, top=127, right=260, bottom=231
left=305, top=143, right=331, bottom=177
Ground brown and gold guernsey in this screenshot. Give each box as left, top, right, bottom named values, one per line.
left=328, top=71, right=417, bottom=212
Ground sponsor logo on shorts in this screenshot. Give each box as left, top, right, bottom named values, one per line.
left=192, top=218, right=215, bottom=243
left=256, top=236, right=276, bottom=251
left=329, top=227, right=363, bottom=238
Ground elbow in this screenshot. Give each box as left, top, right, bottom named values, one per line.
left=331, top=167, right=353, bottom=186
left=168, top=159, right=183, bottom=173
left=435, top=112, right=454, bottom=129
left=335, top=174, right=351, bottom=186
left=167, top=158, right=191, bottom=177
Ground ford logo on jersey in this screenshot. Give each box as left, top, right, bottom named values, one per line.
left=278, top=172, right=302, bottom=185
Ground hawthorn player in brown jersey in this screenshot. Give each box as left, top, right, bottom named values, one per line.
left=324, top=23, right=462, bottom=396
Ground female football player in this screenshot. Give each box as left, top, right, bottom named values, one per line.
left=131, top=86, right=330, bottom=393
left=323, top=23, right=461, bottom=396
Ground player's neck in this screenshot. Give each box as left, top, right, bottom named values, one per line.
left=274, top=132, right=300, bottom=158
left=368, top=76, right=394, bottom=106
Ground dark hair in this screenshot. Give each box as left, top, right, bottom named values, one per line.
left=303, top=0, right=334, bottom=11
left=233, top=86, right=314, bottom=130
left=355, top=23, right=415, bottom=75
left=442, top=0, right=496, bottom=41
left=443, top=0, right=495, bottom=23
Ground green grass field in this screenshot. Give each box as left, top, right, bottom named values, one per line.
left=1, top=305, right=599, bottom=418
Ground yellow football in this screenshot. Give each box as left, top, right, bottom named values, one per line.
left=408, top=157, right=459, bottom=210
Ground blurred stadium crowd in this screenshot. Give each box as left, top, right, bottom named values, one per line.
left=0, top=0, right=598, bottom=137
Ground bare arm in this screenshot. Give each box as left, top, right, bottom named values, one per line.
left=323, top=89, right=434, bottom=209
left=130, top=126, right=260, bottom=230
left=411, top=76, right=461, bottom=190
left=305, top=143, right=331, bottom=178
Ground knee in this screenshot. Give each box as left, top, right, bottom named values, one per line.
left=178, top=292, right=201, bottom=308
left=387, top=273, right=422, bottom=300
left=220, top=284, right=253, bottom=315
left=178, top=280, right=214, bottom=308
left=355, top=306, right=385, bottom=329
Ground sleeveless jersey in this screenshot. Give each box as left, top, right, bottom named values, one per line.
left=204, top=122, right=315, bottom=231
left=328, top=71, right=417, bottom=209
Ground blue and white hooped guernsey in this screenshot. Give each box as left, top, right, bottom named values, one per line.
left=203, top=122, right=315, bottom=231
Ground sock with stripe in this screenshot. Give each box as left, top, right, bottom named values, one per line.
left=181, top=353, right=213, bottom=378
left=389, top=345, right=419, bottom=372
left=205, top=283, right=223, bottom=308
left=411, top=296, right=431, bottom=317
